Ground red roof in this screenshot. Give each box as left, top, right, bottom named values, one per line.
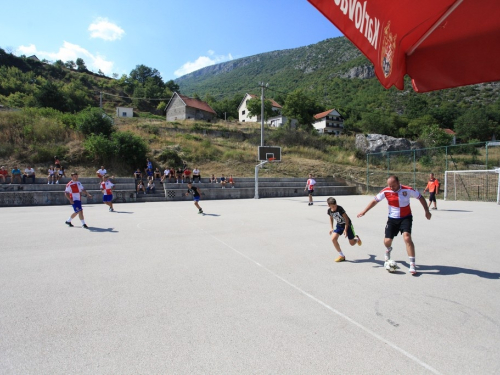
left=314, top=109, right=338, bottom=120
left=248, top=94, right=282, bottom=109
left=443, top=128, right=456, bottom=135
left=178, top=93, right=216, bottom=114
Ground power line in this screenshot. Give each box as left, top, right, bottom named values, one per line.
left=98, top=91, right=173, bottom=101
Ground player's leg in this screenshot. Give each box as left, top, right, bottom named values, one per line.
left=347, top=225, right=361, bottom=246
left=400, top=217, right=416, bottom=275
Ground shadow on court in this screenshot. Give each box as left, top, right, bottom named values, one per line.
left=87, top=227, right=119, bottom=233
left=202, top=213, right=221, bottom=217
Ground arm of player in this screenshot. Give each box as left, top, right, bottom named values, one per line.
left=418, top=195, right=432, bottom=220
left=82, top=189, right=92, bottom=198
left=357, top=199, right=378, bottom=218
left=65, top=192, right=73, bottom=204
left=329, top=216, right=334, bottom=235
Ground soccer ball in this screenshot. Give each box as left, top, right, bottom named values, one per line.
left=384, top=260, right=399, bottom=273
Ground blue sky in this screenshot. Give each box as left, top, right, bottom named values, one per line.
left=1, top=0, right=341, bottom=81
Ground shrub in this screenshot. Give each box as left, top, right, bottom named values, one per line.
left=111, top=131, right=148, bottom=166
left=83, top=134, right=114, bottom=163
left=76, top=107, right=115, bottom=137
left=157, top=148, right=183, bottom=167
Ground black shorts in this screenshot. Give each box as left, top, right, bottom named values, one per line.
left=429, top=192, right=436, bottom=202
left=385, top=216, right=413, bottom=239
left=307, top=189, right=314, bottom=195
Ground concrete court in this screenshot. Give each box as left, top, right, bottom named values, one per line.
left=0, top=195, right=499, bottom=375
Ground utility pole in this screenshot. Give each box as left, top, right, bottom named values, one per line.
left=259, top=82, right=268, bottom=147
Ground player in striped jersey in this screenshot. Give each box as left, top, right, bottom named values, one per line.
left=64, top=172, right=92, bottom=228
left=357, top=175, right=431, bottom=275
left=100, top=175, right=115, bottom=212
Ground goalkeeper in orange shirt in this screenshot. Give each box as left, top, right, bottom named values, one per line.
left=423, top=173, right=440, bottom=210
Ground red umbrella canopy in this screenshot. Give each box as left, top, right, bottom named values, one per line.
left=308, top=0, right=500, bottom=92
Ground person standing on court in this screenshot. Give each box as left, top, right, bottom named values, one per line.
left=423, top=173, right=440, bottom=210
left=304, top=173, right=316, bottom=206
left=186, top=182, right=203, bottom=214
left=65, top=172, right=92, bottom=228
left=100, top=175, right=115, bottom=212
left=357, top=175, right=431, bottom=275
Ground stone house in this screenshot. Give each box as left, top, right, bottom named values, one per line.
left=313, top=109, right=344, bottom=135
left=166, top=92, right=217, bottom=122
left=237, top=93, right=282, bottom=123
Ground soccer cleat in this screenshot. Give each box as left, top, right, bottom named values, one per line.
left=83, top=224, right=89, bottom=229
left=335, top=255, right=346, bottom=262
left=65, top=221, right=74, bottom=227
left=198, top=209, right=203, bottom=214
left=356, top=235, right=362, bottom=246
left=385, top=247, right=392, bottom=261
left=409, top=264, right=417, bottom=275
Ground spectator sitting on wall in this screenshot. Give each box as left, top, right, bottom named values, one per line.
left=154, top=167, right=161, bottom=180
left=209, top=174, right=217, bottom=183
left=176, top=167, right=184, bottom=183
left=23, top=165, right=36, bottom=184
left=192, top=168, right=201, bottom=183
left=0, top=166, right=10, bottom=184
left=96, top=166, right=107, bottom=182
left=58, top=166, right=67, bottom=181
left=220, top=174, right=227, bottom=189
left=137, top=180, right=146, bottom=194
left=147, top=178, right=156, bottom=194
left=228, top=175, right=235, bottom=188
left=11, top=166, right=22, bottom=184
left=183, top=167, right=192, bottom=183
left=134, top=168, right=142, bottom=180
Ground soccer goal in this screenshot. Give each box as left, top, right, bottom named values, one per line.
left=444, top=169, right=500, bottom=204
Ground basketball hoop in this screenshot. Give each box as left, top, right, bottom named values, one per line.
left=268, top=157, right=275, bottom=162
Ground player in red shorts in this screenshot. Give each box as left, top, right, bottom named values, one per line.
left=357, top=175, right=431, bottom=275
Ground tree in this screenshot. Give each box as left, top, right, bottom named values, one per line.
left=65, top=60, right=76, bottom=69
left=454, top=108, right=497, bottom=141
left=165, top=79, right=180, bottom=93
left=246, top=97, right=274, bottom=121
left=98, top=69, right=105, bottom=76
left=35, top=80, right=67, bottom=112
left=129, top=64, right=164, bottom=88
left=75, top=58, right=87, bottom=72
left=282, top=89, right=323, bottom=130
left=53, top=60, right=65, bottom=69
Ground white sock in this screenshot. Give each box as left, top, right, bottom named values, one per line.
left=81, top=220, right=86, bottom=225
left=66, top=217, right=72, bottom=222
left=338, top=252, right=345, bottom=257
left=409, top=257, right=415, bottom=265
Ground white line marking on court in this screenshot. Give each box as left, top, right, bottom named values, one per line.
left=204, top=230, right=443, bottom=375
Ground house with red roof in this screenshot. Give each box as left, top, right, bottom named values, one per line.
left=238, top=93, right=282, bottom=123
left=165, top=92, right=217, bottom=122
left=313, top=109, right=344, bottom=135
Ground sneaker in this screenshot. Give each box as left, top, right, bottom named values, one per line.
left=335, top=255, right=346, bottom=262
left=55, top=181, right=59, bottom=184
left=385, top=247, right=392, bottom=261
left=198, top=209, right=203, bottom=214
left=356, top=235, right=362, bottom=246
left=65, top=221, right=73, bottom=227
left=47, top=182, right=50, bottom=184
left=83, top=224, right=89, bottom=229
left=109, top=208, right=114, bottom=212
left=409, top=263, right=417, bottom=275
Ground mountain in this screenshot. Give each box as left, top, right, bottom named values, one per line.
left=175, top=37, right=373, bottom=101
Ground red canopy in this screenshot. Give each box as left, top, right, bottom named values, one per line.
left=308, top=0, right=500, bottom=92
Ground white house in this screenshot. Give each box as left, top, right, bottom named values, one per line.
left=313, top=109, right=344, bottom=135
left=268, top=115, right=298, bottom=128
left=238, top=93, right=282, bottom=123
left=116, top=107, right=133, bottom=118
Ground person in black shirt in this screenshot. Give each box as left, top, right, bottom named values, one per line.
left=186, top=182, right=203, bottom=214
left=327, top=197, right=362, bottom=262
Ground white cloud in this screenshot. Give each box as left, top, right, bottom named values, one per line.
left=16, top=42, right=115, bottom=75
left=174, top=51, right=233, bottom=77
left=88, top=17, right=125, bottom=41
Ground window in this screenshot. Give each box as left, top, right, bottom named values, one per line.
left=242, top=110, right=245, bottom=115
left=122, top=112, right=127, bottom=117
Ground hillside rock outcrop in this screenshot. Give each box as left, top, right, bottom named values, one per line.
left=355, top=134, right=418, bottom=154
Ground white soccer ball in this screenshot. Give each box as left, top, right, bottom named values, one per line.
left=384, top=260, right=399, bottom=273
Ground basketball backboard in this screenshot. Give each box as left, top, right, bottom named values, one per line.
left=258, top=146, right=281, bottom=162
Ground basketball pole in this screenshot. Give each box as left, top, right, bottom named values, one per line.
left=254, top=160, right=268, bottom=199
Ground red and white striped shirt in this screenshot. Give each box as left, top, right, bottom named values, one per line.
left=375, top=184, right=421, bottom=219
left=65, top=180, right=85, bottom=201
left=100, top=180, right=114, bottom=195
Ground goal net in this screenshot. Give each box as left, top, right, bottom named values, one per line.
left=444, top=169, right=500, bottom=204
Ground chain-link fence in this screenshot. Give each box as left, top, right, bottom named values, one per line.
left=366, top=142, right=500, bottom=201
